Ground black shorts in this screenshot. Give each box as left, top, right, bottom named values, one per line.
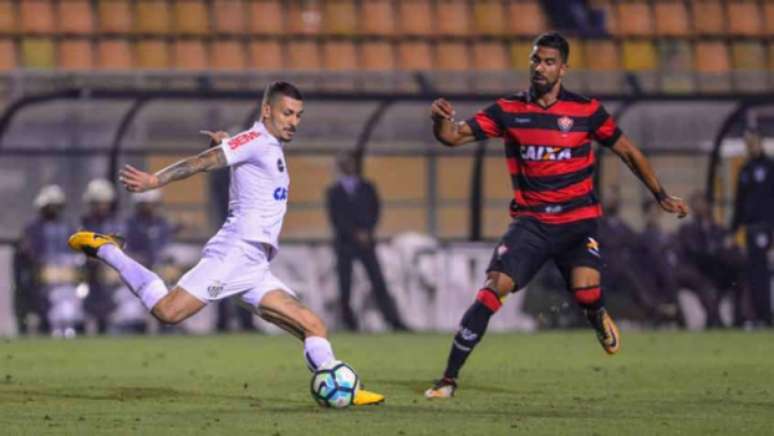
left=487, top=217, right=602, bottom=290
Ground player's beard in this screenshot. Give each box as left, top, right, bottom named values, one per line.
left=530, top=76, right=558, bottom=97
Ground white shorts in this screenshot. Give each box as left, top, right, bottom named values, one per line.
left=177, top=240, right=295, bottom=308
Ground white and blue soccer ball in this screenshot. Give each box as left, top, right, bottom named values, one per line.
left=310, top=360, right=359, bottom=409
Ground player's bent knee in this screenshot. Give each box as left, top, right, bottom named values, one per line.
left=485, top=271, right=516, bottom=298
left=152, top=301, right=188, bottom=325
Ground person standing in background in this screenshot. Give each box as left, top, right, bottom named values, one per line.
left=17, top=185, right=81, bottom=336
left=681, top=192, right=752, bottom=327
left=81, top=178, right=126, bottom=333
left=326, top=151, right=408, bottom=332
left=732, top=128, right=774, bottom=327
left=111, top=190, right=173, bottom=333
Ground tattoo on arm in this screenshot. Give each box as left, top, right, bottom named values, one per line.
left=155, top=146, right=227, bottom=187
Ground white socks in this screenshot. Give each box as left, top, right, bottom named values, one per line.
left=304, top=336, right=335, bottom=371
left=96, top=244, right=168, bottom=310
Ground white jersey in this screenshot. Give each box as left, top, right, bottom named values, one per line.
left=205, top=121, right=289, bottom=259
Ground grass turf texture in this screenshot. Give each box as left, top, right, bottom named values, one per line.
left=1, top=332, right=773, bottom=435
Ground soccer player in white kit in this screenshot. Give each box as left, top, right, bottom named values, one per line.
left=67, top=81, right=384, bottom=406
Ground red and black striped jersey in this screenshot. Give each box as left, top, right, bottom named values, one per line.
left=466, top=87, right=622, bottom=224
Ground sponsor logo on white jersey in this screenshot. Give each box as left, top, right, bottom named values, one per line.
left=273, top=187, right=288, bottom=200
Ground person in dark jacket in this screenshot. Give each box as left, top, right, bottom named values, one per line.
left=598, top=192, right=675, bottom=323
left=732, top=128, right=774, bottom=326
left=634, top=200, right=683, bottom=325
left=326, top=152, right=407, bottom=331
left=680, top=192, right=752, bottom=327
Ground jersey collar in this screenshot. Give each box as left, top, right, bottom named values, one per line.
left=526, top=86, right=566, bottom=110
left=254, top=121, right=283, bottom=147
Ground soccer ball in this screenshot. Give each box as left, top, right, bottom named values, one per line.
left=310, top=360, right=359, bottom=409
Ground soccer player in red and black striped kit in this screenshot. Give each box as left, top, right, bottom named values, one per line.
left=425, top=32, right=689, bottom=398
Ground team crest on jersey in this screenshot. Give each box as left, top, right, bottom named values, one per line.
left=277, top=158, right=285, bottom=172
left=228, top=131, right=260, bottom=150
left=521, top=145, right=572, bottom=161
left=207, top=280, right=225, bottom=298
left=557, top=116, right=574, bottom=132
left=586, top=237, right=600, bottom=257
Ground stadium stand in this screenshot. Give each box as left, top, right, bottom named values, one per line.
left=98, top=0, right=133, bottom=34
left=361, top=0, right=395, bottom=35
left=97, top=39, right=133, bottom=69
left=59, top=0, right=95, bottom=35
left=0, top=0, right=770, bottom=245
left=58, top=40, right=94, bottom=70
left=654, top=0, right=691, bottom=37
left=692, top=0, right=726, bottom=35
left=213, top=0, right=246, bottom=34
left=766, top=2, right=774, bottom=35
left=0, top=0, right=764, bottom=96
left=174, top=39, right=208, bottom=69
left=248, top=0, right=284, bottom=34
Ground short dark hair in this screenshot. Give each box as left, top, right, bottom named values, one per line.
left=533, top=32, right=570, bottom=63
left=263, top=81, right=303, bottom=105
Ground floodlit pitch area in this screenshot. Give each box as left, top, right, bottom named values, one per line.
left=1, top=332, right=773, bottom=435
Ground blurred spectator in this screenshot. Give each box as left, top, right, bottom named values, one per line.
left=109, top=190, right=171, bottom=333
left=732, top=128, right=774, bottom=327
left=326, top=152, right=407, bottom=331
left=598, top=190, right=670, bottom=323
left=637, top=199, right=740, bottom=328
left=16, top=185, right=82, bottom=337
left=634, top=200, right=683, bottom=325
left=542, top=0, right=606, bottom=37
left=679, top=192, right=752, bottom=327
left=81, top=178, right=126, bottom=333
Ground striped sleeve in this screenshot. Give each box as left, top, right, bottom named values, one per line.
left=465, top=102, right=504, bottom=141
left=589, top=101, right=622, bottom=147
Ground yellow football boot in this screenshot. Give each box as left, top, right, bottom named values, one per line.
left=588, top=308, right=621, bottom=355
left=67, top=231, right=124, bottom=258
left=352, top=388, right=385, bottom=406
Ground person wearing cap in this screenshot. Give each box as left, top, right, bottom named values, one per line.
left=732, top=128, right=774, bottom=327
left=81, top=178, right=126, bottom=333
left=16, top=185, right=82, bottom=336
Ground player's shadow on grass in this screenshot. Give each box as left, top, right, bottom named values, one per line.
left=0, top=386, right=258, bottom=403
left=0, top=386, right=323, bottom=413
left=369, top=378, right=519, bottom=395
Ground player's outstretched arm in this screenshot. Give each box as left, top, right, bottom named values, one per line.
left=119, top=145, right=227, bottom=193
left=431, top=98, right=477, bottom=147
left=610, top=134, right=689, bottom=218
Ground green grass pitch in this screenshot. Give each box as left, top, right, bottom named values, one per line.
left=1, top=331, right=773, bottom=435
